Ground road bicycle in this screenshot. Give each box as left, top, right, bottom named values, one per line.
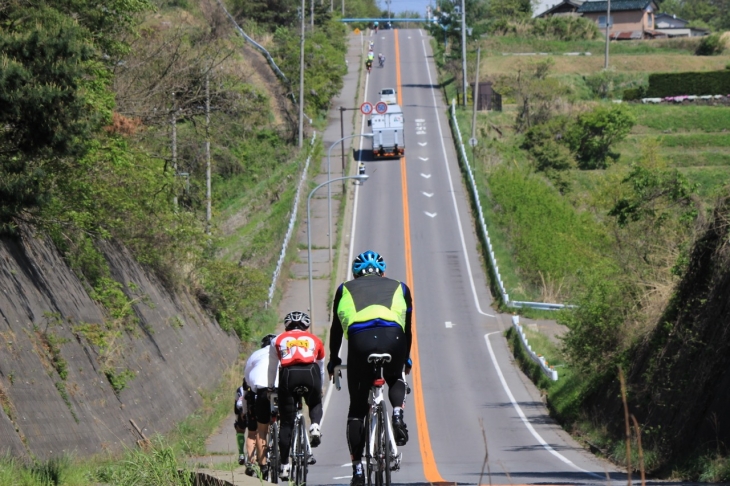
left=378, top=57, right=385, bottom=68
left=289, top=385, right=315, bottom=486
left=335, top=353, right=402, bottom=486
left=267, top=391, right=280, bottom=483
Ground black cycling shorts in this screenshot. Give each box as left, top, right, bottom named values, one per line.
left=346, top=326, right=407, bottom=419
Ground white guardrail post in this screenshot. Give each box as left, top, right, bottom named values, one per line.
left=512, top=316, right=558, bottom=381
left=448, top=99, right=571, bottom=312
left=267, top=133, right=317, bottom=306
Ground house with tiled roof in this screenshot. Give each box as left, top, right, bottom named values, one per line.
left=577, top=0, right=665, bottom=40
left=535, top=0, right=585, bottom=18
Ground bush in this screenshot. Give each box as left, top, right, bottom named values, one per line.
left=623, top=87, right=643, bottom=101
left=647, top=70, right=730, bottom=97
left=522, top=116, right=576, bottom=190
left=695, top=33, right=726, bottom=56
left=564, top=104, right=636, bottom=169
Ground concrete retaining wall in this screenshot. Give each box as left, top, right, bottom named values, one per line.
left=0, top=229, right=240, bottom=459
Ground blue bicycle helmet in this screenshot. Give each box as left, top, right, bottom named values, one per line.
left=352, top=250, right=386, bottom=277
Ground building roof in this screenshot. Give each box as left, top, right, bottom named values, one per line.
left=537, top=0, right=585, bottom=18
left=577, top=0, right=655, bottom=13
left=654, top=12, right=689, bottom=26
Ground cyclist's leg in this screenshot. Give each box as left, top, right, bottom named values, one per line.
left=303, top=363, right=323, bottom=446
left=254, top=389, right=271, bottom=468
left=380, top=327, right=409, bottom=446
left=277, top=368, right=296, bottom=473
left=347, top=331, right=378, bottom=463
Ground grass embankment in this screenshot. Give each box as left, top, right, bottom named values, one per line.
left=442, top=32, right=730, bottom=479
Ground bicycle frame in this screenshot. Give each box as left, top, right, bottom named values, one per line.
left=366, top=376, right=399, bottom=469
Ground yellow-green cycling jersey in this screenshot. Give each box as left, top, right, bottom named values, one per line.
left=335, top=276, right=409, bottom=338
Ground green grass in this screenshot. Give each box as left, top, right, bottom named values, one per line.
left=482, top=35, right=699, bottom=56
left=631, top=104, right=730, bottom=133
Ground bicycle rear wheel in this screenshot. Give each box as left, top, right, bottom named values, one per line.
left=299, top=419, right=309, bottom=486
left=374, top=408, right=388, bottom=486
left=365, top=412, right=375, bottom=486
left=382, top=409, right=392, bottom=486
left=268, top=421, right=280, bottom=483
left=291, top=421, right=301, bottom=485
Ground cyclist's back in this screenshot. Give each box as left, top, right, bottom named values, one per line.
left=327, top=250, right=412, bottom=486
left=270, top=311, right=325, bottom=480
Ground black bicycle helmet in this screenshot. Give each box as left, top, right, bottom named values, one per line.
left=261, top=333, right=277, bottom=348
left=352, top=250, right=386, bottom=278
left=284, top=311, right=311, bottom=331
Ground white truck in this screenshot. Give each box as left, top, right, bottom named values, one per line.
left=368, top=104, right=405, bottom=159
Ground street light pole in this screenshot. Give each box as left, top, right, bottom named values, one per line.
left=299, top=0, right=305, bottom=147
left=461, top=0, right=467, bottom=107
left=326, top=133, right=373, bottom=272
left=308, top=174, right=369, bottom=330
left=604, top=0, right=611, bottom=69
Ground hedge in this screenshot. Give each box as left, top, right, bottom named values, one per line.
left=647, top=70, right=730, bottom=98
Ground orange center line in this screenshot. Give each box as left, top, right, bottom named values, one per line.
left=395, top=29, right=446, bottom=484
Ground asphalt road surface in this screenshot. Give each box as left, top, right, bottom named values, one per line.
left=307, top=28, right=630, bottom=486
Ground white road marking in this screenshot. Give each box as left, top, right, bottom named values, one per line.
left=415, top=119, right=425, bottom=122
left=416, top=131, right=426, bottom=135
left=418, top=142, right=427, bottom=146
left=420, top=38, right=495, bottom=319
left=322, top=70, right=371, bottom=427
left=484, top=333, right=604, bottom=479
left=334, top=476, right=353, bottom=480
left=445, top=321, right=453, bottom=328
left=422, top=192, right=433, bottom=197
left=420, top=173, right=431, bottom=179
left=425, top=212, right=437, bottom=218
left=418, top=157, right=429, bottom=161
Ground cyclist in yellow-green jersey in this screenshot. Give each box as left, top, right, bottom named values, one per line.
left=327, top=250, right=412, bottom=486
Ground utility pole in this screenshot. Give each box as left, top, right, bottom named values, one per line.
left=299, top=0, right=305, bottom=147
left=171, top=92, right=178, bottom=209
left=311, top=0, right=314, bottom=29
left=604, top=0, right=611, bottom=69
left=205, top=70, right=211, bottom=234
left=471, top=47, right=481, bottom=144
left=461, top=0, right=467, bottom=107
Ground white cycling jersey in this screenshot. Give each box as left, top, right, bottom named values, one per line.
left=244, top=345, right=274, bottom=390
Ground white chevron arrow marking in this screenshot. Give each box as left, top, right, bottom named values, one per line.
left=421, top=192, right=433, bottom=197
left=425, top=212, right=437, bottom=218
left=418, top=142, right=427, bottom=146
left=420, top=173, right=431, bottom=179
left=418, top=157, right=429, bottom=161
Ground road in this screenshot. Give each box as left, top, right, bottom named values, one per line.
left=308, top=28, right=627, bottom=486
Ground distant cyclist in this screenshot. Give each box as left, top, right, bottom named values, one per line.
left=367, top=50, right=374, bottom=62
left=269, top=311, right=325, bottom=481
left=378, top=53, right=385, bottom=67
left=374, top=21, right=379, bottom=33
left=327, top=250, right=413, bottom=486
left=365, top=59, right=373, bottom=73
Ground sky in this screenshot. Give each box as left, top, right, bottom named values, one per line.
left=377, top=0, right=555, bottom=17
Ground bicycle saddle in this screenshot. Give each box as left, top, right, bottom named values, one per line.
left=367, top=353, right=392, bottom=363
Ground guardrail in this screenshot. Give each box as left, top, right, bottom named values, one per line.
left=449, top=99, right=571, bottom=311
left=215, top=0, right=289, bottom=84
left=267, top=133, right=317, bottom=306
left=512, top=315, right=558, bottom=381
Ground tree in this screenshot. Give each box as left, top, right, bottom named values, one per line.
left=0, top=6, right=109, bottom=227
left=564, top=104, right=636, bottom=169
